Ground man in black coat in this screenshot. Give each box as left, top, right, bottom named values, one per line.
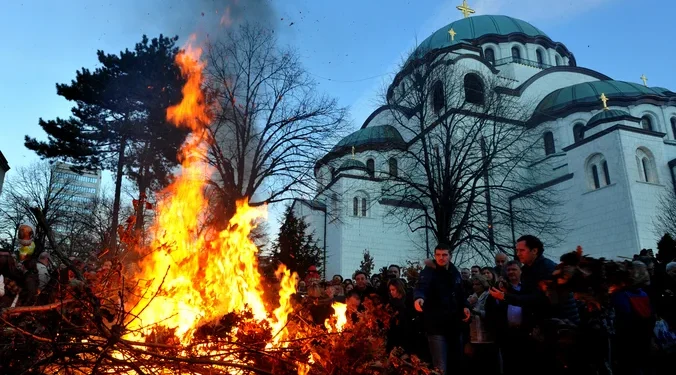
left=414, top=243, right=470, bottom=375
left=488, top=235, right=579, bottom=373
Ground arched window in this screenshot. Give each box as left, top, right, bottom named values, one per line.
left=511, top=46, right=521, bottom=60
left=670, top=117, right=676, bottom=139
left=366, top=158, right=375, bottom=176
left=484, top=48, right=495, bottom=65
left=353, top=192, right=369, bottom=217
left=586, top=153, right=610, bottom=190
left=573, top=123, right=585, bottom=142
left=464, top=73, right=484, bottom=105
left=555, top=55, right=562, bottom=66
left=641, top=115, right=653, bottom=131
left=543, top=131, right=555, bottom=155
left=536, top=49, right=544, bottom=66
left=591, top=165, right=600, bottom=189
left=332, top=193, right=339, bottom=214
left=602, top=160, right=611, bottom=185
left=636, top=147, right=658, bottom=183
left=432, top=80, right=444, bottom=112
left=388, top=157, right=398, bottom=177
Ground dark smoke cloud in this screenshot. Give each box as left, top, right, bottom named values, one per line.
left=130, top=0, right=278, bottom=42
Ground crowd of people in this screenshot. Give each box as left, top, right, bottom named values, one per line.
left=295, top=236, right=676, bottom=375
left=2, top=232, right=676, bottom=375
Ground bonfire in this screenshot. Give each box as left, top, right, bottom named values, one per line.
left=0, top=37, right=428, bottom=375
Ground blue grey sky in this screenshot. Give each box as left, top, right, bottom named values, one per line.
left=1, top=0, right=673, bottom=221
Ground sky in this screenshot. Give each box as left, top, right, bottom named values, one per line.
left=1, top=0, right=675, bottom=230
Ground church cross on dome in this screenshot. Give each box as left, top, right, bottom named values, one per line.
left=448, top=28, right=457, bottom=41
left=640, top=74, right=648, bottom=87
left=600, top=93, right=609, bottom=110
left=456, top=0, right=475, bottom=18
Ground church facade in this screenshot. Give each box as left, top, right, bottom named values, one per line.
left=293, top=12, right=676, bottom=278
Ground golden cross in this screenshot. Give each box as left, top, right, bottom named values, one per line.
left=351, top=146, right=355, bottom=158
left=640, top=74, right=648, bottom=87
left=456, top=0, right=475, bottom=18
left=448, top=28, right=457, bottom=41
left=600, top=93, right=609, bottom=110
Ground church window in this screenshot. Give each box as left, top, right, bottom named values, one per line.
left=670, top=117, right=676, bottom=139
left=636, top=147, right=658, bottom=183
left=388, top=157, right=398, bottom=177
left=353, top=197, right=359, bottom=216
left=536, top=49, right=544, bottom=66
left=591, top=165, right=600, bottom=189
left=511, top=46, right=521, bottom=60
left=586, top=153, right=610, bottom=190
left=602, top=160, right=611, bottom=185
left=366, top=158, right=375, bottom=177
left=573, top=123, right=585, bottom=142
left=464, top=73, right=484, bottom=105
left=484, top=48, right=495, bottom=65
left=361, top=198, right=367, bottom=217
left=432, top=80, right=444, bottom=112
left=332, top=193, right=339, bottom=214
left=543, top=131, right=555, bottom=155
left=641, top=115, right=653, bottom=131
left=555, top=54, right=562, bottom=66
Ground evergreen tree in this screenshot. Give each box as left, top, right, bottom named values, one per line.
left=271, top=205, right=322, bottom=278
left=25, top=35, right=189, bottom=249
left=359, top=250, right=375, bottom=278
left=657, top=233, right=676, bottom=263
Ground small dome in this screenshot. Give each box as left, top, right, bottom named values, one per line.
left=412, top=15, right=549, bottom=58
left=339, top=159, right=367, bottom=171
left=532, top=80, right=675, bottom=123
left=586, top=109, right=635, bottom=127
left=332, top=125, right=406, bottom=153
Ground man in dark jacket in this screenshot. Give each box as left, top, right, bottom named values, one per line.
left=414, top=243, right=470, bottom=375
left=489, top=235, right=579, bottom=373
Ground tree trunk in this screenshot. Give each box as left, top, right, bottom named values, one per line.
left=134, top=164, right=149, bottom=233
left=110, top=137, right=126, bottom=254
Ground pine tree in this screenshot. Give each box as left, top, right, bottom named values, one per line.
left=25, top=35, right=189, bottom=248
left=359, top=250, right=375, bottom=278
left=271, top=205, right=322, bottom=278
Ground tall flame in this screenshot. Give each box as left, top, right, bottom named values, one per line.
left=126, top=37, right=297, bottom=346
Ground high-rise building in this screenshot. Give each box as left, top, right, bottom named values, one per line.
left=0, top=150, right=9, bottom=196
left=52, top=162, right=102, bottom=216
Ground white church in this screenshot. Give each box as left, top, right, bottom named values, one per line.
left=292, top=6, right=676, bottom=278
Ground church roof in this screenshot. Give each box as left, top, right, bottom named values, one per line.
left=332, top=125, right=406, bottom=153
left=586, top=109, right=637, bottom=128
left=339, top=159, right=367, bottom=170
left=412, top=15, right=548, bottom=58
left=533, top=80, right=675, bottom=122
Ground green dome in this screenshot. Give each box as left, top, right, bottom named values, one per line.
left=587, top=109, right=635, bottom=127
left=533, top=80, right=674, bottom=122
left=339, top=159, right=366, bottom=170
left=332, top=125, right=405, bottom=153
left=413, top=15, right=548, bottom=58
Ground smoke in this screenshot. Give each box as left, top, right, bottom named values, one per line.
left=130, top=0, right=278, bottom=42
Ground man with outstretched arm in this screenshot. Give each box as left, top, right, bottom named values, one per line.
left=414, top=243, right=470, bottom=375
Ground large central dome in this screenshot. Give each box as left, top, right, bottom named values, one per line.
left=413, top=15, right=549, bottom=57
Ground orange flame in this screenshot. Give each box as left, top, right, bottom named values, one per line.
left=324, top=302, right=347, bottom=332
left=126, top=37, right=299, bottom=352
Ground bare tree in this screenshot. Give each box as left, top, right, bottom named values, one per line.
left=380, top=55, right=564, bottom=263
left=654, top=189, right=676, bottom=238
left=0, top=161, right=78, bottom=254
left=202, top=23, right=348, bottom=226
